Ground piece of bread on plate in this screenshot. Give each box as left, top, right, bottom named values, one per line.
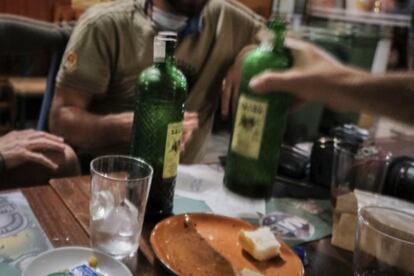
left=238, top=227, right=281, bottom=261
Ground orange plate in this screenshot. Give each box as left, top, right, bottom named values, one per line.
left=150, top=213, right=304, bottom=276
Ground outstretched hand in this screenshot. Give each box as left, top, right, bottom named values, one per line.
left=249, top=38, right=357, bottom=112
left=0, top=129, right=66, bottom=170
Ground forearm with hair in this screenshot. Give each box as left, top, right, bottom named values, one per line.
left=342, top=71, right=414, bottom=125
left=51, top=106, right=133, bottom=151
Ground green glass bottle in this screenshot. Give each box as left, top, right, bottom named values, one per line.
left=224, top=19, right=294, bottom=198
left=131, top=32, right=187, bottom=220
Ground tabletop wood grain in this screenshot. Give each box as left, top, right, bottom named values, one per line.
left=50, top=176, right=157, bottom=274
left=47, top=175, right=353, bottom=276
left=21, top=186, right=89, bottom=247
left=50, top=176, right=91, bottom=235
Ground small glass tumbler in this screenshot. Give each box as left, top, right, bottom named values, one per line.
left=90, top=155, right=153, bottom=260
left=330, top=145, right=355, bottom=207
left=354, top=206, right=414, bottom=276
left=353, top=146, right=392, bottom=194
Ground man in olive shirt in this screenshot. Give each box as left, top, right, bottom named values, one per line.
left=50, top=0, right=266, bottom=163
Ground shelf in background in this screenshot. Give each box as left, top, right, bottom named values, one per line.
left=309, top=7, right=412, bottom=27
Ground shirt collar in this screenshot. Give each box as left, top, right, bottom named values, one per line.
left=141, top=0, right=203, bottom=36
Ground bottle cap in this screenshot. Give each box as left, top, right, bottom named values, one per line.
left=153, top=32, right=177, bottom=62
left=158, top=31, right=177, bottom=40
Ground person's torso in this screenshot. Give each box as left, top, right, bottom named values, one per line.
left=88, top=0, right=262, bottom=118
left=68, top=0, right=264, bottom=161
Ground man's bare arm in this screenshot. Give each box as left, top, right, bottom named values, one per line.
left=49, top=87, right=133, bottom=151
left=249, top=38, right=414, bottom=125
left=49, top=87, right=199, bottom=152
left=350, top=72, right=414, bottom=124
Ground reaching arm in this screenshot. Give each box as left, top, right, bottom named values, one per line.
left=49, top=87, right=133, bottom=152
left=249, top=38, right=414, bottom=125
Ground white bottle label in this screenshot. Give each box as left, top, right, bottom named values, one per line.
left=163, top=122, right=183, bottom=179
left=231, top=95, right=268, bottom=160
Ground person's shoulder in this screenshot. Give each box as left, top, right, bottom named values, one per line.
left=76, top=0, right=137, bottom=30
left=205, top=0, right=265, bottom=24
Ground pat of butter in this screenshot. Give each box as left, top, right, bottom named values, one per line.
left=239, top=227, right=281, bottom=261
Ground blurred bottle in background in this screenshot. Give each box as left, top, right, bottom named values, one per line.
left=384, top=156, right=414, bottom=203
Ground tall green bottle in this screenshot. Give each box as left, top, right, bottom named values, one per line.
left=131, top=32, right=187, bottom=220
left=224, top=20, right=294, bottom=198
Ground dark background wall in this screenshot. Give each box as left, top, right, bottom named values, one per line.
left=0, top=0, right=71, bottom=22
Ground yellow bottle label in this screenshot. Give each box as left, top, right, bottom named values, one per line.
left=163, top=122, right=183, bottom=179
left=231, top=95, right=268, bottom=159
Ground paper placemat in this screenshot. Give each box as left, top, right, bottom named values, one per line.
left=0, top=191, right=52, bottom=275
left=173, top=195, right=211, bottom=214
left=176, top=164, right=266, bottom=218
left=175, top=165, right=332, bottom=247
left=266, top=198, right=332, bottom=247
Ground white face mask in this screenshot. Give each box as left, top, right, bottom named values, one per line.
left=152, top=6, right=188, bottom=32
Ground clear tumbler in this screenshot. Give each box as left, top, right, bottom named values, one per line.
left=90, top=155, right=153, bottom=259
left=354, top=206, right=414, bottom=276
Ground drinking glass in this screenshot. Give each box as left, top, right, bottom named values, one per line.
left=331, top=145, right=392, bottom=207
left=330, top=145, right=355, bottom=207
left=90, top=155, right=153, bottom=260
left=353, top=146, right=391, bottom=194
left=354, top=206, right=414, bottom=276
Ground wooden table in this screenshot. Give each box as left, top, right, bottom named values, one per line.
left=22, top=176, right=353, bottom=275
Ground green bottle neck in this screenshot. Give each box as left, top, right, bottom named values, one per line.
left=155, top=56, right=175, bottom=69
left=269, top=20, right=287, bottom=53
left=272, top=32, right=284, bottom=53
